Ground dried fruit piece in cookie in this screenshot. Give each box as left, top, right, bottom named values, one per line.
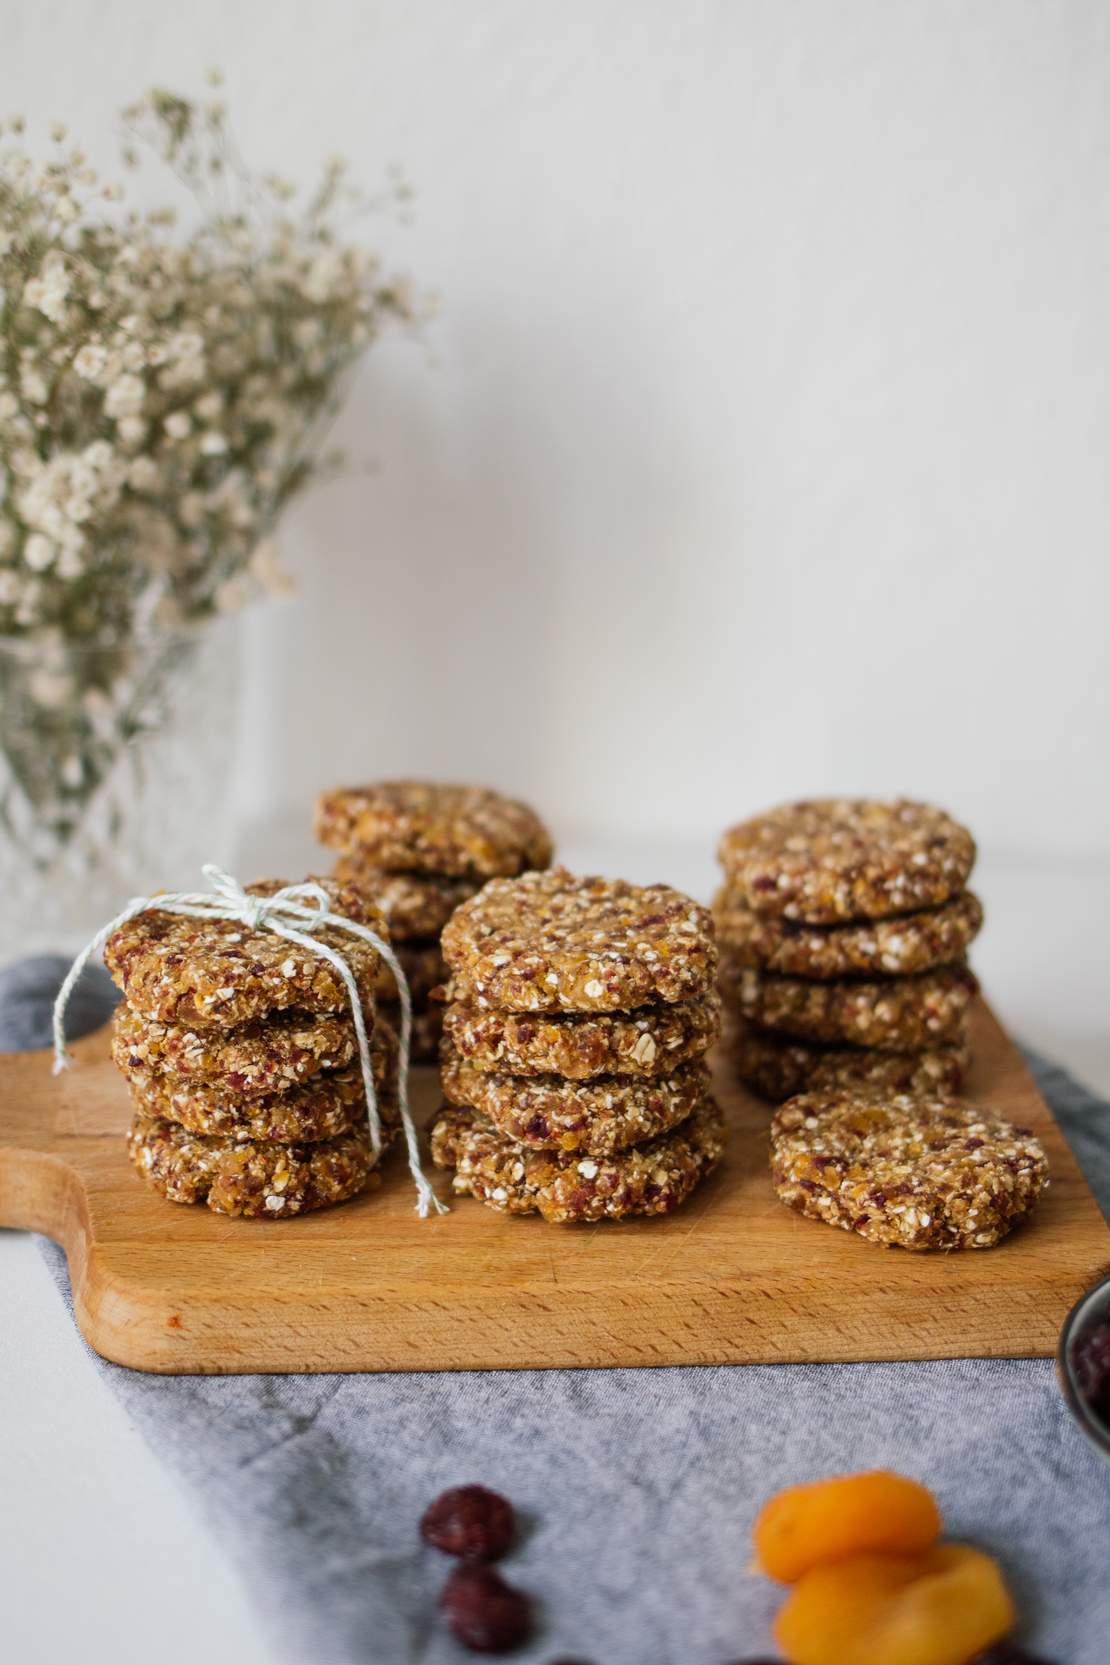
left=373, top=939, right=447, bottom=1004
left=430, top=1095, right=726, bottom=1223
left=718, top=799, right=976, bottom=924
left=773, top=1545, right=1014, bottom=1665
left=770, top=1091, right=1048, bottom=1250
left=315, top=780, right=553, bottom=878
left=332, top=858, right=481, bottom=938
left=753, top=1471, right=941, bottom=1582
left=734, top=1019, right=970, bottom=1103
left=713, top=888, right=983, bottom=979
left=105, top=877, right=387, bottom=1029
left=723, top=960, right=977, bottom=1051
left=111, top=1004, right=357, bottom=1098
left=442, top=994, right=720, bottom=1080
left=127, top=1114, right=386, bottom=1217
left=442, top=867, right=717, bottom=1014
left=442, top=1050, right=711, bottom=1155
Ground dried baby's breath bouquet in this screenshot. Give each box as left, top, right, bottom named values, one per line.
left=0, top=77, right=420, bottom=637
left=0, top=79, right=422, bottom=898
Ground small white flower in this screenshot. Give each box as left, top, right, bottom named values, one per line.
left=116, top=416, right=147, bottom=448
left=104, top=372, right=145, bottom=419
left=20, top=367, right=48, bottom=405
left=82, top=440, right=113, bottom=469
left=164, top=410, right=192, bottom=440
left=24, top=533, right=55, bottom=571
left=193, top=390, right=223, bottom=423
left=73, top=343, right=108, bottom=381
left=127, top=457, right=159, bottom=492
left=198, top=430, right=228, bottom=456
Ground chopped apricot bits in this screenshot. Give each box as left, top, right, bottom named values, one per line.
left=774, top=1544, right=1015, bottom=1665
left=753, top=1470, right=941, bottom=1583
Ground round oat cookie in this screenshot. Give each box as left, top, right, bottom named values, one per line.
left=769, top=1091, right=1048, bottom=1250
left=332, top=858, right=480, bottom=939
left=718, top=799, right=976, bottom=924
left=315, top=780, right=553, bottom=878
left=430, top=1095, right=726, bottom=1224
left=442, top=1050, right=710, bottom=1156
left=373, top=940, right=446, bottom=1005
left=734, top=1019, right=970, bottom=1103
left=713, top=887, right=983, bottom=980
left=722, top=958, right=977, bottom=1051
left=441, top=868, right=717, bottom=1014
left=111, top=1004, right=357, bottom=1098
left=442, top=992, right=720, bottom=1080
left=127, top=1114, right=389, bottom=1218
left=105, top=877, right=388, bottom=1029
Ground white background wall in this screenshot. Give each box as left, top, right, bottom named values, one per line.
left=5, top=0, right=1109, bottom=862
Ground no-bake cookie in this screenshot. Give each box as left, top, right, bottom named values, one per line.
left=718, top=799, right=976, bottom=924
left=332, top=859, right=481, bottom=937
left=442, top=868, right=717, bottom=1014
left=713, top=889, right=983, bottom=980
left=111, top=1004, right=357, bottom=1098
left=769, top=1090, right=1048, bottom=1250
left=127, top=1114, right=387, bottom=1218
left=442, top=1050, right=711, bottom=1155
left=431, top=1095, right=726, bottom=1223
left=315, top=781, right=553, bottom=878
left=734, top=1020, right=970, bottom=1103
left=722, top=959, right=977, bottom=1051
left=105, top=877, right=387, bottom=1029
left=442, top=993, right=721, bottom=1080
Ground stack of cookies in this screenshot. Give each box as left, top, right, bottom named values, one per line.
left=315, top=781, right=554, bottom=1061
left=431, top=868, right=725, bottom=1223
left=109, top=877, right=397, bottom=1218
left=714, top=799, right=982, bottom=1101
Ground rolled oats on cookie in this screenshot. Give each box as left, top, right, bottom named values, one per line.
left=722, top=958, right=977, bottom=1051
left=769, top=1090, right=1047, bottom=1250
left=718, top=799, right=976, bottom=924
left=442, top=1049, right=710, bottom=1156
left=127, top=1114, right=387, bottom=1218
left=733, top=1019, right=970, bottom=1103
left=105, top=877, right=386, bottom=1029
left=713, top=888, right=983, bottom=980
left=442, top=867, right=717, bottom=1014
left=431, top=1095, right=726, bottom=1223
left=442, top=993, right=720, bottom=1080
left=315, top=780, right=552, bottom=878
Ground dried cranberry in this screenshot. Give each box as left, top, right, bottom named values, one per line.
left=439, top=1564, right=532, bottom=1654
left=1072, top=1320, right=1110, bottom=1423
left=421, top=1485, right=515, bottom=1561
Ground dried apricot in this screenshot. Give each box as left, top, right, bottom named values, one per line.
left=753, top=1470, right=941, bottom=1583
left=774, top=1543, right=1015, bottom=1665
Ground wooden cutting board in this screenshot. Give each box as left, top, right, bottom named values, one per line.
left=1, top=1001, right=1106, bottom=1374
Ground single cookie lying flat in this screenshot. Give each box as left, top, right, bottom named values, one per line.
left=127, top=1115, right=387, bottom=1218
left=770, top=1091, right=1047, bottom=1250
left=713, top=888, right=983, bottom=980
left=315, top=780, right=552, bottom=878
left=442, top=868, right=717, bottom=1014
left=718, top=799, right=976, bottom=924
left=111, top=1004, right=357, bottom=1098
left=734, top=1020, right=970, bottom=1103
left=442, top=994, right=720, bottom=1080
left=430, top=1096, right=726, bottom=1223
left=332, top=858, right=480, bottom=938
left=105, top=878, right=386, bottom=1029
left=723, top=959, right=977, bottom=1050
left=442, top=1049, right=710, bottom=1155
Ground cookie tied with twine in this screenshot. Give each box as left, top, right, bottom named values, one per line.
left=51, top=863, right=447, bottom=1217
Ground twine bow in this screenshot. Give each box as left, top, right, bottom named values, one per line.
left=52, top=863, right=447, bottom=1217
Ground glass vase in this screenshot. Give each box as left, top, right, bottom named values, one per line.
left=0, top=618, right=241, bottom=962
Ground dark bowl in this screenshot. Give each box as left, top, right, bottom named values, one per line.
left=1057, top=1272, right=1110, bottom=1462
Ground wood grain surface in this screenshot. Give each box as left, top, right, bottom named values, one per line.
left=1, top=1001, right=1106, bottom=1375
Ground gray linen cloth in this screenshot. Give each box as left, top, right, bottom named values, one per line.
left=6, top=956, right=1110, bottom=1665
